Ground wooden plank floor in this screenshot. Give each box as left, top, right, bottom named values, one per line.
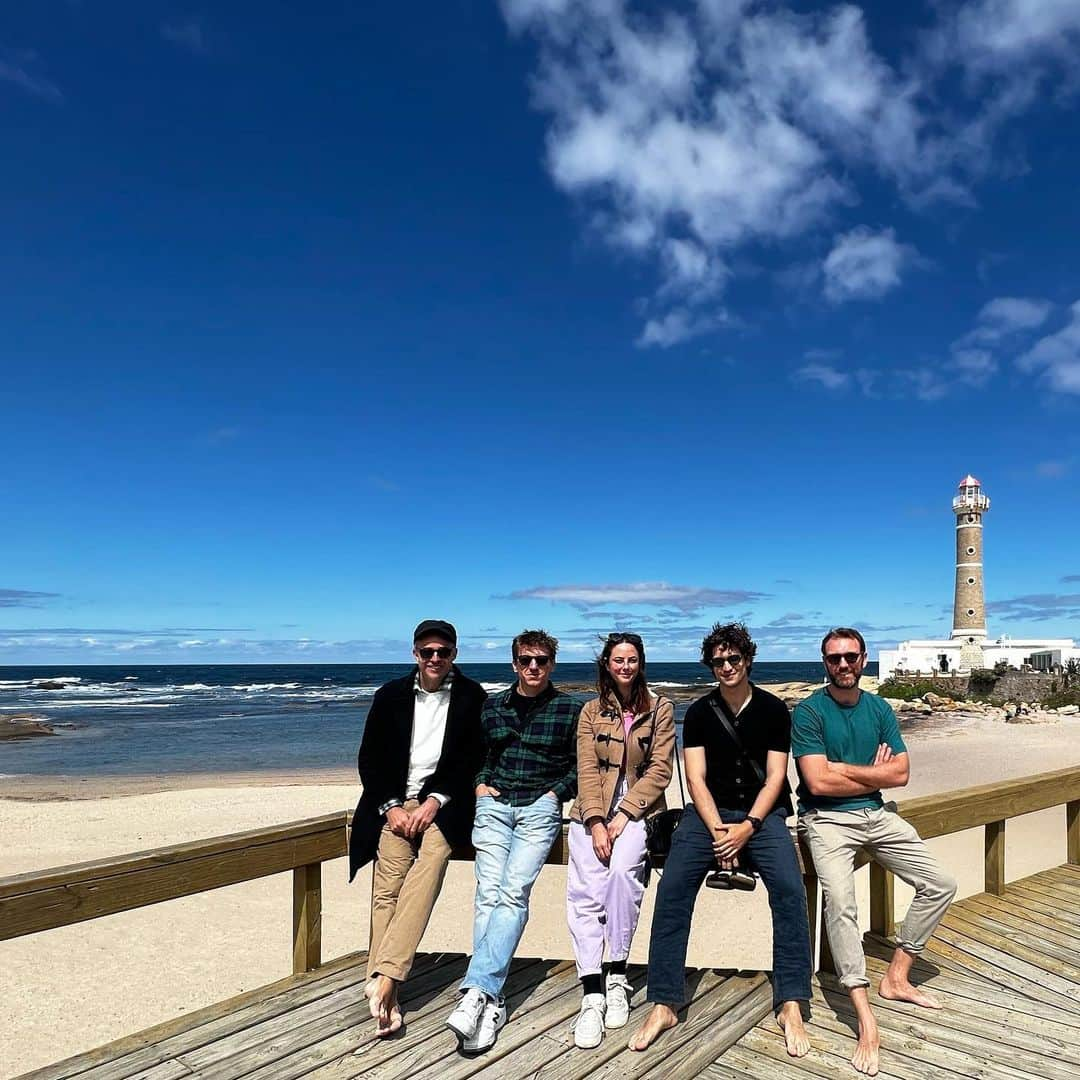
left=716, top=864, right=1080, bottom=1079
left=21, top=864, right=1080, bottom=1080
left=14, top=953, right=770, bottom=1080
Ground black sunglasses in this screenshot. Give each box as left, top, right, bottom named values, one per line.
left=710, top=653, right=744, bottom=669
left=515, top=654, right=552, bottom=668
left=824, top=651, right=863, bottom=665
left=417, top=646, right=454, bottom=660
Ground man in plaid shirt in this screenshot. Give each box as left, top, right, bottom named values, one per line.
left=446, top=628, right=580, bottom=1053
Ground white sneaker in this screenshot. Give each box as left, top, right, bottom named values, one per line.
left=573, top=993, right=607, bottom=1048
left=463, top=996, right=507, bottom=1053
left=446, top=988, right=486, bottom=1043
left=605, top=973, right=632, bottom=1028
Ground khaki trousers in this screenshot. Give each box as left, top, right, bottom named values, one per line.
left=800, top=806, right=957, bottom=990
left=367, top=799, right=453, bottom=982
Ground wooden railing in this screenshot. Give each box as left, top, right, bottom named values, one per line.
left=0, top=809, right=569, bottom=976
left=3, top=766, right=1079, bottom=984
left=865, top=764, right=1080, bottom=937
left=0, top=811, right=349, bottom=974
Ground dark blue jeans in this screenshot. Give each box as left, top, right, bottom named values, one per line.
left=645, top=804, right=812, bottom=1011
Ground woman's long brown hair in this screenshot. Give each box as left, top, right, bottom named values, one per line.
left=596, top=632, right=653, bottom=715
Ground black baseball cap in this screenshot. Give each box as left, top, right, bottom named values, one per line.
left=413, top=619, right=457, bottom=646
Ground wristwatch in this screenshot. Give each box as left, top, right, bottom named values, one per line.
left=746, top=815, right=763, bottom=833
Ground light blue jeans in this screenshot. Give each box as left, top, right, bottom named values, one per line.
left=461, top=792, right=562, bottom=998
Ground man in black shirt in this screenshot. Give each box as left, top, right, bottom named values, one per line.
left=629, top=623, right=812, bottom=1057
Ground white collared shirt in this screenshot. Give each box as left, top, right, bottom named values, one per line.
left=405, top=670, right=452, bottom=804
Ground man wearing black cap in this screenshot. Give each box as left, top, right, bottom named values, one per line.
left=348, top=620, right=487, bottom=1037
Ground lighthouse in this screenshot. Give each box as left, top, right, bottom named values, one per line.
left=879, top=477, right=1080, bottom=677
left=952, top=475, right=990, bottom=671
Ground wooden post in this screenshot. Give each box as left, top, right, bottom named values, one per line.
left=869, top=863, right=895, bottom=936
left=1068, top=800, right=1080, bottom=866
left=984, top=819, right=1005, bottom=895
left=292, top=863, right=321, bottom=975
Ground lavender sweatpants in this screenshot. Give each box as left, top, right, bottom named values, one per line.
left=566, top=816, right=649, bottom=977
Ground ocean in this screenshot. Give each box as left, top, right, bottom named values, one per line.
left=0, top=661, right=876, bottom=779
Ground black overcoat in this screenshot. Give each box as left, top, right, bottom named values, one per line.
left=348, top=667, right=487, bottom=880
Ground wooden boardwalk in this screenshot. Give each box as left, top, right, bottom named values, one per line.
left=15, top=953, right=770, bottom=1080
left=718, top=863, right=1080, bottom=1080
left=18, top=864, right=1080, bottom=1080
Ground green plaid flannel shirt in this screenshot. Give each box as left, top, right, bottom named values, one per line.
left=475, top=684, right=582, bottom=805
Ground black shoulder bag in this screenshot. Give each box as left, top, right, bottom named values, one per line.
left=644, top=706, right=685, bottom=869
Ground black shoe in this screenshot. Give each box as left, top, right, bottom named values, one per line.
left=705, top=869, right=733, bottom=890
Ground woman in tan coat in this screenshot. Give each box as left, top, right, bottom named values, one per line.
left=566, top=632, right=675, bottom=1049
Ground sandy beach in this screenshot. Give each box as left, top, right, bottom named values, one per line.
left=4, top=684, right=1080, bottom=1078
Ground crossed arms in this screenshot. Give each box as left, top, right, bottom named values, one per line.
left=797, top=743, right=910, bottom=797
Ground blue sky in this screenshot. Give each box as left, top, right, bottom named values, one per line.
left=3, top=1, right=1080, bottom=665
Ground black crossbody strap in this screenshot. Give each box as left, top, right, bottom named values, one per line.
left=708, top=699, right=766, bottom=785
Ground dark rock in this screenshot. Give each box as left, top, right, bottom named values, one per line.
left=0, top=714, right=57, bottom=740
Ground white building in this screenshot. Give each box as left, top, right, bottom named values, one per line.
left=879, top=636, right=1080, bottom=677
left=878, top=476, right=1080, bottom=677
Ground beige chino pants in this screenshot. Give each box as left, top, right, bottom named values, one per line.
left=367, top=799, right=453, bottom=982
left=800, top=806, right=957, bottom=989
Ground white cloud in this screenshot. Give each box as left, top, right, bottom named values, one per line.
left=636, top=308, right=723, bottom=348
left=0, top=588, right=59, bottom=607
left=942, top=294, right=1055, bottom=390
left=161, top=18, right=209, bottom=56
left=500, top=1, right=1080, bottom=345
left=896, top=367, right=950, bottom=402
left=966, top=296, right=1054, bottom=342
left=1018, top=301, right=1080, bottom=393
left=0, top=56, right=62, bottom=103
left=1036, top=460, right=1070, bottom=478
left=945, top=0, right=1080, bottom=69
left=822, top=226, right=912, bottom=303
left=950, top=347, right=997, bottom=384
left=507, top=581, right=768, bottom=614
left=793, top=363, right=849, bottom=390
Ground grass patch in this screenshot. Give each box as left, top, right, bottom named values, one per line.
left=877, top=678, right=965, bottom=701
left=1043, top=691, right=1080, bottom=709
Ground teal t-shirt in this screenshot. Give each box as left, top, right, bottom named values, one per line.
left=790, top=688, right=907, bottom=813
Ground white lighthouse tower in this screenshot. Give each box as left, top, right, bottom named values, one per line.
left=952, top=474, right=990, bottom=671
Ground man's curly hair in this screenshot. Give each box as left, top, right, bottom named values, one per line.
left=700, top=621, right=757, bottom=671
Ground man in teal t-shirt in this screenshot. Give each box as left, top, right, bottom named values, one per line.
left=792, top=628, right=956, bottom=1078
left=793, top=681, right=907, bottom=814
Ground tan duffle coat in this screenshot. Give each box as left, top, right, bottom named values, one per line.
left=569, top=692, right=676, bottom=825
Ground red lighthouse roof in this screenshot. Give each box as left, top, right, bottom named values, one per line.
left=958, top=474, right=981, bottom=488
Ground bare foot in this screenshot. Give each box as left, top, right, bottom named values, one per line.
left=879, top=975, right=941, bottom=1009
left=369, top=974, right=399, bottom=1035
left=852, top=1015, right=879, bottom=1076
left=776, top=1001, right=810, bottom=1057
left=376, top=1004, right=403, bottom=1038
left=627, top=1003, right=678, bottom=1051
